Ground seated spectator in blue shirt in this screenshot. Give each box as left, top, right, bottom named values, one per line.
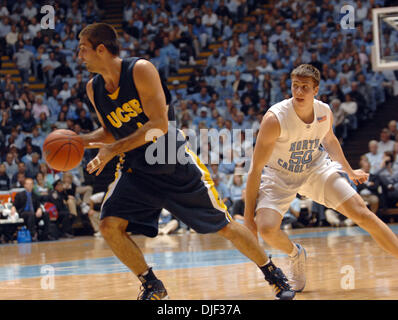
left=21, top=109, right=36, bottom=134
left=217, top=78, right=234, bottom=100
left=160, top=36, right=180, bottom=72
left=193, top=107, right=212, bottom=128
left=31, top=125, right=45, bottom=148
left=191, top=87, right=212, bottom=106
left=26, top=152, right=41, bottom=179
left=229, top=173, right=246, bottom=203
left=218, top=148, right=236, bottom=175
left=216, top=56, right=230, bottom=74
left=151, top=48, right=169, bottom=79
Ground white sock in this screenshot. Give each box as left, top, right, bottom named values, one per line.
left=288, top=243, right=298, bottom=258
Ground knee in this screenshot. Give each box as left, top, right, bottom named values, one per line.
left=257, top=218, right=281, bottom=238
left=99, top=218, right=126, bottom=239
left=259, top=224, right=280, bottom=239
left=217, top=221, right=234, bottom=239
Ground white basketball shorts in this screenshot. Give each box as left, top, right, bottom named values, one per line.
left=256, top=160, right=357, bottom=216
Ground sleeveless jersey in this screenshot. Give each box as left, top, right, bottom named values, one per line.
left=92, top=57, right=185, bottom=174
left=266, top=98, right=331, bottom=175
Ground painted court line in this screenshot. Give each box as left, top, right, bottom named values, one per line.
left=0, top=225, right=397, bottom=282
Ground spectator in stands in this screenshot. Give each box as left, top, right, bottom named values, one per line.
left=365, top=140, right=384, bottom=174
left=21, top=137, right=41, bottom=158
left=58, top=81, right=72, bottom=102
left=20, top=109, right=36, bottom=133
left=13, top=40, right=34, bottom=84
left=42, top=51, right=61, bottom=83
left=0, top=163, right=10, bottom=190
left=22, top=1, right=37, bottom=20
left=33, top=171, right=52, bottom=200
left=357, top=157, right=381, bottom=214
left=32, top=95, right=50, bottom=119
left=61, top=172, right=80, bottom=217
left=229, top=173, right=245, bottom=204
left=25, top=152, right=41, bottom=179
left=378, top=128, right=395, bottom=155
left=394, top=142, right=398, bottom=171
left=87, top=191, right=105, bottom=237
left=13, top=171, right=26, bottom=188
left=75, top=109, right=94, bottom=133
left=340, top=93, right=358, bottom=130
left=3, top=152, right=18, bottom=181
left=12, top=162, right=26, bottom=185
left=13, top=178, right=50, bottom=241
left=212, top=173, right=232, bottom=210
left=377, top=151, right=398, bottom=209
left=31, top=125, right=45, bottom=147
left=388, top=120, right=397, bottom=141
left=38, top=162, right=57, bottom=187
left=231, top=188, right=246, bottom=222
left=330, top=99, right=347, bottom=144
left=49, top=179, right=74, bottom=238
left=55, top=111, right=68, bottom=129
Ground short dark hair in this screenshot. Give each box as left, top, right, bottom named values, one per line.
left=79, top=23, right=120, bottom=56
left=291, top=64, right=321, bottom=87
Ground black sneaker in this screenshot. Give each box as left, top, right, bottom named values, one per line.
left=263, top=256, right=296, bottom=300
left=137, top=279, right=169, bottom=300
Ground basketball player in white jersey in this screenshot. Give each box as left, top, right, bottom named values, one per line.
left=244, top=64, right=398, bottom=292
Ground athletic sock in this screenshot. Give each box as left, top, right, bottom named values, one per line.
left=289, top=243, right=299, bottom=258
left=138, top=267, right=157, bottom=284
left=258, top=258, right=270, bottom=268
left=258, top=257, right=273, bottom=277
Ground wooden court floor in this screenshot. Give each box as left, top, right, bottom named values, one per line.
left=1, top=224, right=398, bottom=300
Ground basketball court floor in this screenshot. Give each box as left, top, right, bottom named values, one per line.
left=1, top=224, right=398, bottom=300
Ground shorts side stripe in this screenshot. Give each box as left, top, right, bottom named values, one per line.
left=185, top=146, right=232, bottom=222
left=101, top=164, right=122, bottom=212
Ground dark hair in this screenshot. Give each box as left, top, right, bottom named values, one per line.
left=79, top=23, right=120, bottom=56
left=291, top=64, right=321, bottom=87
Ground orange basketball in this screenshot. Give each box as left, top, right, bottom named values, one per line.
left=43, top=129, right=84, bottom=171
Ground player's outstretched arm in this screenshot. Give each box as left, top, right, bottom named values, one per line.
left=322, top=111, right=368, bottom=185
left=80, top=79, right=116, bottom=147
left=244, top=112, right=280, bottom=238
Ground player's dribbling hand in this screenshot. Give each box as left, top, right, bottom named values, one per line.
left=348, top=169, right=369, bottom=185
left=244, top=215, right=258, bottom=240
left=87, top=142, right=116, bottom=176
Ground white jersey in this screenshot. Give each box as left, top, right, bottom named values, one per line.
left=266, top=98, right=332, bottom=175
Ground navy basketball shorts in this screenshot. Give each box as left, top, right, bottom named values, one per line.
left=100, top=148, right=232, bottom=237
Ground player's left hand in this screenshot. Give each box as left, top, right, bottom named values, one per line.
left=87, top=142, right=116, bottom=176
left=348, top=169, right=369, bottom=185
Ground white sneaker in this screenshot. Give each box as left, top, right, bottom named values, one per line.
left=94, top=232, right=102, bottom=238
left=288, top=243, right=307, bottom=292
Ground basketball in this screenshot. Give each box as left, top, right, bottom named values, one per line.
left=43, top=129, right=84, bottom=171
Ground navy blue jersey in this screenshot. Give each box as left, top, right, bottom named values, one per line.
left=92, top=57, right=184, bottom=174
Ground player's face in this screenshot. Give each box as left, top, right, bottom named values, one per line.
left=78, top=37, right=99, bottom=72
left=291, top=76, right=318, bottom=106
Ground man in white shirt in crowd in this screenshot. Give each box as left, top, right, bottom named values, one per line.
left=378, top=128, right=395, bottom=155
left=365, top=140, right=383, bottom=174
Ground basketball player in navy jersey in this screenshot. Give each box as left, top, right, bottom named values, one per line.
left=245, top=64, right=398, bottom=292
left=77, top=23, right=295, bottom=300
